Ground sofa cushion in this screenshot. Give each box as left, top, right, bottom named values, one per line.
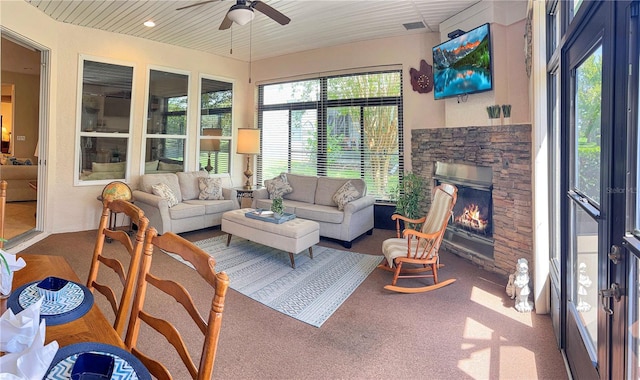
left=265, top=173, right=292, bottom=199
left=168, top=202, right=205, bottom=220
left=284, top=173, right=317, bottom=203
left=184, top=199, right=237, bottom=214
left=198, top=177, right=224, bottom=200
left=92, top=161, right=126, bottom=173
left=145, top=160, right=159, bottom=172
left=152, top=183, right=179, bottom=207
left=139, top=173, right=182, bottom=201
left=332, top=180, right=360, bottom=210
left=295, top=204, right=345, bottom=224
left=176, top=171, right=208, bottom=200
left=81, top=171, right=125, bottom=181
left=158, top=161, right=183, bottom=172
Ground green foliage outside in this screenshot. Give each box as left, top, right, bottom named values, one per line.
left=575, top=47, right=602, bottom=203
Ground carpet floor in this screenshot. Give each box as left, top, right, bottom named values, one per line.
left=164, top=235, right=381, bottom=327
left=16, top=227, right=569, bottom=379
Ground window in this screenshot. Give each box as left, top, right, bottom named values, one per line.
left=199, top=76, right=232, bottom=174
left=144, top=68, right=189, bottom=173
left=76, top=58, right=134, bottom=184
left=257, top=70, right=403, bottom=200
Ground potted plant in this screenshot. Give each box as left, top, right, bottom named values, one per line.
left=271, top=197, right=284, bottom=219
left=393, top=172, right=425, bottom=230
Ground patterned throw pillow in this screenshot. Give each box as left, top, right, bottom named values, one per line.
left=266, top=173, right=293, bottom=200
left=332, top=180, right=360, bottom=211
left=151, top=183, right=179, bottom=207
left=198, top=177, right=224, bottom=200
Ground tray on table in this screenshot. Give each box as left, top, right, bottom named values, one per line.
left=245, top=210, right=296, bottom=224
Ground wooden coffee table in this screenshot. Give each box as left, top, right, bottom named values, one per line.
left=221, top=208, right=319, bottom=269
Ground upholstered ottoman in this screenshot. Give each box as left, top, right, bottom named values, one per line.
left=221, top=208, right=320, bottom=268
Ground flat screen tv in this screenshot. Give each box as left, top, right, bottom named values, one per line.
left=432, top=23, right=492, bottom=100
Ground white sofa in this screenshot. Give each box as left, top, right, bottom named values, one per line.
left=0, top=163, right=38, bottom=202
left=253, top=173, right=375, bottom=248
left=132, top=171, right=238, bottom=235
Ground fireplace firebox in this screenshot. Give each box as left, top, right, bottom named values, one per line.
left=433, top=162, right=494, bottom=259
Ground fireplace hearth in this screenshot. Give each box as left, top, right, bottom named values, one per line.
left=434, top=161, right=494, bottom=259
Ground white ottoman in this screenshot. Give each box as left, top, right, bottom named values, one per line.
left=221, top=208, right=320, bottom=268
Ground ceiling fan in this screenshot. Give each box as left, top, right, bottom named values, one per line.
left=177, top=0, right=291, bottom=30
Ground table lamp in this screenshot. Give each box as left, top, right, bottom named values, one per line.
left=236, top=128, right=260, bottom=189
left=201, top=129, right=221, bottom=173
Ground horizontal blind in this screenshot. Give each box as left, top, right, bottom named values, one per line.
left=257, top=70, right=403, bottom=200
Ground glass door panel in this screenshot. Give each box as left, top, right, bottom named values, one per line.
left=574, top=46, right=602, bottom=204
left=571, top=203, right=598, bottom=349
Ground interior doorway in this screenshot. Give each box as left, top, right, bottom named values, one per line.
left=1, top=30, right=47, bottom=246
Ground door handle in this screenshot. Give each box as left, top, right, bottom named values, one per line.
left=599, top=283, right=621, bottom=315
left=609, top=245, right=622, bottom=264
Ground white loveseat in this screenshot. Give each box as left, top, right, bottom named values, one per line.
left=253, top=173, right=375, bottom=248
left=132, top=171, right=238, bottom=235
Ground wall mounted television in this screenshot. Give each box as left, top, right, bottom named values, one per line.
left=432, top=23, right=492, bottom=100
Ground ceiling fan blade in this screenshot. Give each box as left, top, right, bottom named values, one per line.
left=251, top=1, right=291, bottom=25
left=176, top=0, right=218, bottom=11
left=219, top=13, right=233, bottom=30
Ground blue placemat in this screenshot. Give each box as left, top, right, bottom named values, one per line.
left=7, top=278, right=94, bottom=326
left=45, top=342, right=151, bottom=380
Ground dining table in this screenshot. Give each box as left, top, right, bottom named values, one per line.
left=0, top=254, right=125, bottom=349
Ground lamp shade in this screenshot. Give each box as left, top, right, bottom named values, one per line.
left=201, top=128, right=221, bottom=152
left=227, top=5, right=255, bottom=26
left=236, top=128, right=260, bottom=155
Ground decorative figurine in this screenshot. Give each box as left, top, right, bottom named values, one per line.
left=576, top=262, right=592, bottom=312
left=513, top=258, right=533, bottom=312
left=505, top=274, right=515, bottom=299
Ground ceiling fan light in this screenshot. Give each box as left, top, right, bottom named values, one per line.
left=228, top=5, right=254, bottom=26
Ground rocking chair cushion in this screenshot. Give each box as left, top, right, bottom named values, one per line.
left=418, top=189, right=453, bottom=248
left=382, top=237, right=425, bottom=267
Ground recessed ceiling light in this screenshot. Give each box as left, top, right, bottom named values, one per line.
left=144, top=20, right=156, bottom=27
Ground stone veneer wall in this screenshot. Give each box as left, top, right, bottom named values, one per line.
left=411, top=124, right=533, bottom=276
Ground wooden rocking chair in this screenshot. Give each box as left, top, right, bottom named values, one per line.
left=378, top=183, right=458, bottom=293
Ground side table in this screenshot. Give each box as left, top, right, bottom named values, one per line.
left=233, top=186, right=262, bottom=208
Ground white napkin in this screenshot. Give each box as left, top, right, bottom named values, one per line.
left=0, top=250, right=26, bottom=296
left=0, top=316, right=58, bottom=379
left=0, top=298, right=44, bottom=353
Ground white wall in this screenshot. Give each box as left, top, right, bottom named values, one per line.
left=1, top=1, right=250, bottom=233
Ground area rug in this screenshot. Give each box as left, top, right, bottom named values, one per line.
left=163, top=235, right=381, bottom=327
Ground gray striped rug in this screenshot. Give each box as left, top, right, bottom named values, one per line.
left=164, top=235, right=381, bottom=327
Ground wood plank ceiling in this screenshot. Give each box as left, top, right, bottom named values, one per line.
left=23, top=0, right=481, bottom=62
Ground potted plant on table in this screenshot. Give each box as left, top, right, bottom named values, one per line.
left=271, top=197, right=284, bottom=219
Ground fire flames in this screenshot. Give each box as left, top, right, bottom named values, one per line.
left=454, top=203, right=489, bottom=232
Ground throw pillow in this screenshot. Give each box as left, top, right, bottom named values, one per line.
left=198, top=177, right=224, bottom=200
left=332, top=180, right=360, bottom=211
left=266, top=173, right=293, bottom=200
left=152, top=182, right=179, bottom=207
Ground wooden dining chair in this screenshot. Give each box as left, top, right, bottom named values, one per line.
left=0, top=180, right=7, bottom=248
left=124, top=228, right=230, bottom=380
left=87, top=198, right=149, bottom=337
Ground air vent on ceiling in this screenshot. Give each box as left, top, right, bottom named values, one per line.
left=403, top=21, right=425, bottom=30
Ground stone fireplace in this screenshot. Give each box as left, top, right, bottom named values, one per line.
left=434, top=161, right=494, bottom=259
left=412, top=124, right=532, bottom=276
